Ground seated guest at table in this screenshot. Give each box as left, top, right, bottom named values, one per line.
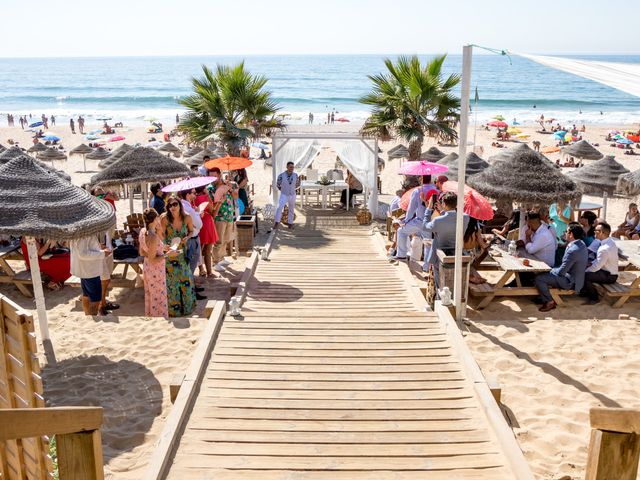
left=339, top=170, right=363, bottom=209
left=463, top=218, right=490, bottom=284
left=138, top=208, right=169, bottom=318
left=492, top=208, right=520, bottom=238
left=423, top=192, right=469, bottom=287
left=579, top=211, right=598, bottom=246
left=549, top=199, right=572, bottom=242
left=390, top=175, right=436, bottom=261
left=535, top=225, right=588, bottom=312
left=389, top=188, right=405, bottom=214
left=20, top=238, right=71, bottom=291
left=150, top=183, right=166, bottom=215
left=516, top=212, right=556, bottom=267
left=581, top=222, right=618, bottom=305
left=612, top=203, right=639, bottom=239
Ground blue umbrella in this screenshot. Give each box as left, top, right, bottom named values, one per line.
left=43, top=135, right=60, bottom=141
left=553, top=131, right=567, bottom=140
left=85, top=134, right=99, bottom=140
left=252, top=142, right=270, bottom=149
left=617, top=138, right=633, bottom=145
left=29, top=121, right=43, bottom=128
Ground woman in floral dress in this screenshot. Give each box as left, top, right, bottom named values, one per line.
left=138, top=208, right=169, bottom=318
left=160, top=195, right=195, bottom=317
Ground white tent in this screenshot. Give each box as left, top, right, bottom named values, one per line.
left=271, top=132, right=379, bottom=213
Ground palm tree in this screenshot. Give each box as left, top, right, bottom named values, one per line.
left=178, top=63, right=283, bottom=154
left=360, top=55, right=460, bottom=160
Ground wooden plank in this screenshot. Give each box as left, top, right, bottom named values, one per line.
left=206, top=379, right=466, bottom=391
left=211, top=354, right=457, bottom=365
left=208, top=362, right=461, bottom=373
left=216, top=341, right=448, bottom=350
left=56, top=430, right=103, bottom=480
left=206, top=371, right=465, bottom=382
left=0, top=407, right=103, bottom=441
left=585, top=429, right=640, bottom=480
left=199, top=388, right=473, bottom=401
left=213, top=348, right=454, bottom=357
left=590, top=408, right=640, bottom=434
left=142, top=301, right=226, bottom=480
left=193, top=397, right=477, bottom=410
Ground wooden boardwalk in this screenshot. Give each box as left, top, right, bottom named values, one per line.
left=164, top=225, right=527, bottom=479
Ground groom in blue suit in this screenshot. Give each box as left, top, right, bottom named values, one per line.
left=535, top=224, right=588, bottom=312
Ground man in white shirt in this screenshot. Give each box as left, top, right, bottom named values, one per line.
left=582, top=222, right=618, bottom=304
left=274, top=161, right=300, bottom=230
left=517, top=212, right=556, bottom=267
left=179, top=188, right=207, bottom=300
left=70, top=236, right=110, bottom=315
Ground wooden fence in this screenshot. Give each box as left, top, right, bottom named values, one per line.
left=0, top=293, right=52, bottom=479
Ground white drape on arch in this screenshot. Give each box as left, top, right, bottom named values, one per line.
left=272, top=134, right=378, bottom=213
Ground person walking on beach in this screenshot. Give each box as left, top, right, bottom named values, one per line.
left=69, top=118, right=75, bottom=134
left=330, top=112, right=335, bottom=124
left=78, top=116, right=85, bottom=134
left=50, top=115, right=55, bottom=126
left=308, top=112, right=314, bottom=124
left=273, top=161, right=300, bottom=230
left=19, top=116, right=24, bottom=129
left=176, top=113, right=180, bottom=124
left=327, top=112, right=330, bottom=124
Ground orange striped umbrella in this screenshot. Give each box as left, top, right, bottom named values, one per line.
left=204, top=156, right=253, bottom=171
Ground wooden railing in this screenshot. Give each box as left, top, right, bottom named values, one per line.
left=586, top=408, right=640, bottom=480
left=0, top=407, right=103, bottom=480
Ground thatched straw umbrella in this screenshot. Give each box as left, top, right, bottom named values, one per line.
left=185, top=145, right=203, bottom=157
left=0, top=147, right=70, bottom=181
left=98, top=143, right=132, bottom=169
left=420, top=146, right=446, bottom=162
left=560, top=139, right=603, bottom=161
left=37, top=147, right=67, bottom=166
left=387, top=144, right=409, bottom=159
left=158, top=142, right=182, bottom=157
left=437, top=152, right=489, bottom=181
left=618, top=168, right=640, bottom=196
left=0, top=144, right=5, bottom=153
left=70, top=143, right=95, bottom=172
left=28, top=142, right=47, bottom=154
left=488, top=143, right=556, bottom=168
left=0, top=155, right=115, bottom=343
left=567, top=155, right=629, bottom=195
left=91, top=146, right=191, bottom=213
left=468, top=149, right=582, bottom=231
left=185, top=148, right=217, bottom=167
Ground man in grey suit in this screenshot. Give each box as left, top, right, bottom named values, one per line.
left=423, top=192, right=469, bottom=287
left=535, top=224, right=588, bottom=312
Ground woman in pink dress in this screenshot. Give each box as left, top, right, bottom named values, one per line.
left=138, top=208, right=169, bottom=318
left=195, top=186, right=219, bottom=277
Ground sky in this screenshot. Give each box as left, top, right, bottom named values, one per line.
left=1, top=0, right=638, bottom=58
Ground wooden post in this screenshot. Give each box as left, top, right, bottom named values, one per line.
left=25, top=237, right=50, bottom=341
left=129, top=184, right=134, bottom=215
left=57, top=430, right=104, bottom=480
left=585, top=408, right=640, bottom=480
left=142, top=182, right=148, bottom=210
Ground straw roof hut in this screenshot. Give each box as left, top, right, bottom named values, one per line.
left=437, top=152, right=489, bottom=181
left=98, top=143, right=131, bottom=168
left=560, top=140, right=603, bottom=161
left=420, top=146, right=446, bottom=162
left=87, top=147, right=112, bottom=161
left=185, top=146, right=203, bottom=157
left=387, top=145, right=409, bottom=159
left=37, top=147, right=67, bottom=161
left=185, top=148, right=219, bottom=167
left=28, top=143, right=47, bottom=153
left=158, top=142, right=182, bottom=157
left=618, top=168, right=640, bottom=196
left=90, top=146, right=191, bottom=187
left=0, top=147, right=70, bottom=181
left=566, top=155, right=629, bottom=195
left=468, top=148, right=582, bottom=205
left=70, top=143, right=93, bottom=155
left=0, top=155, right=116, bottom=342
left=488, top=143, right=556, bottom=168
left=0, top=144, right=5, bottom=153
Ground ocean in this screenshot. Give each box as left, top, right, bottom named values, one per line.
left=0, top=54, right=639, bottom=126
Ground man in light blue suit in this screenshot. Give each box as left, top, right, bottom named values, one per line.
left=423, top=192, right=469, bottom=287
left=535, top=224, right=588, bottom=312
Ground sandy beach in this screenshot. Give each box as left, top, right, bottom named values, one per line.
left=1, top=118, right=640, bottom=479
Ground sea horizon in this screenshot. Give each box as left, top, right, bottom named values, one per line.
left=1, top=53, right=639, bottom=126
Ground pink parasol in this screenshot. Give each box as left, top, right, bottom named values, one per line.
left=336, top=117, right=350, bottom=122
left=488, top=121, right=508, bottom=128
left=161, top=176, right=218, bottom=193
left=441, top=180, right=494, bottom=220
left=399, top=185, right=439, bottom=211
left=398, top=161, right=448, bottom=176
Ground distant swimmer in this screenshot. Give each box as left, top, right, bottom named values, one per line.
left=579, top=109, right=582, bottom=114
left=533, top=104, right=537, bottom=108
left=600, top=111, right=603, bottom=115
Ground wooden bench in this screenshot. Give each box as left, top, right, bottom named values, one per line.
left=595, top=282, right=640, bottom=308
left=469, top=282, right=575, bottom=306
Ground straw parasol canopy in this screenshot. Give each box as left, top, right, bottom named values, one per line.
left=158, top=142, right=182, bottom=156
left=0, top=144, right=5, bottom=153
left=560, top=139, right=603, bottom=161
left=87, top=147, right=112, bottom=161
left=0, top=147, right=70, bottom=181
left=184, top=145, right=203, bottom=157
left=436, top=152, right=489, bottom=181
left=185, top=148, right=221, bottom=167
left=70, top=143, right=93, bottom=155
left=468, top=148, right=582, bottom=205
left=387, top=144, right=409, bottom=159
left=28, top=143, right=47, bottom=153
left=98, top=143, right=132, bottom=168
left=420, top=146, right=446, bottom=162
left=37, top=147, right=67, bottom=161
left=618, top=168, right=640, bottom=196
left=90, top=146, right=191, bottom=187
left=566, top=155, right=629, bottom=195
left=488, top=143, right=556, bottom=168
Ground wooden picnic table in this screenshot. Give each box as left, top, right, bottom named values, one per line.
left=471, top=246, right=577, bottom=309
left=67, top=256, right=144, bottom=289
left=0, top=242, right=33, bottom=297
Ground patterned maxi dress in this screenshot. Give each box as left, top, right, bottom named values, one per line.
left=164, top=223, right=195, bottom=317
left=138, top=229, right=169, bottom=318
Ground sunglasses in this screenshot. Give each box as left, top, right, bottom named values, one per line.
left=168, top=202, right=180, bottom=208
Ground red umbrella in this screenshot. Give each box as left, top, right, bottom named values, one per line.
left=399, top=185, right=439, bottom=211
left=487, top=120, right=508, bottom=128
left=441, top=180, right=494, bottom=220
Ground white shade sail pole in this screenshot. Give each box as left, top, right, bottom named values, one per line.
left=25, top=237, right=50, bottom=341
left=454, top=45, right=473, bottom=321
